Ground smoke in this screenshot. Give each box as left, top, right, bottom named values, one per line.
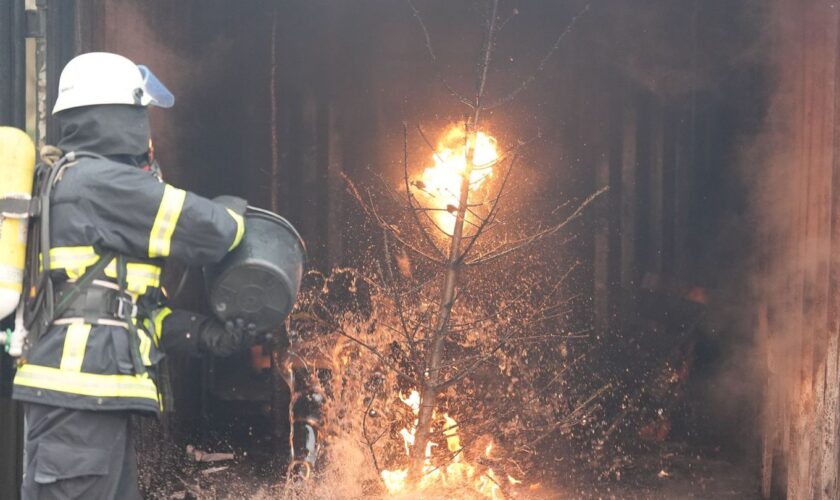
left=730, top=2, right=838, bottom=483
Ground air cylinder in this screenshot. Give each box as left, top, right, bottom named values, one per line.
left=0, top=127, right=35, bottom=320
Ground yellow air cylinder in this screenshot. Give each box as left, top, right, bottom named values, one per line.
left=0, top=127, right=35, bottom=320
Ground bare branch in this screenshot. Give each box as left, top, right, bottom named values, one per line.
left=337, top=326, right=417, bottom=385
left=486, top=1, right=592, bottom=110
left=402, top=123, right=448, bottom=258
left=343, top=172, right=446, bottom=265
left=435, top=327, right=519, bottom=390
left=472, top=0, right=501, bottom=122
left=437, top=294, right=583, bottom=388
left=505, top=332, right=591, bottom=343
left=449, top=261, right=579, bottom=331
left=362, top=383, right=384, bottom=473
left=460, top=135, right=542, bottom=259
left=381, top=230, right=421, bottom=356
left=460, top=153, right=519, bottom=260
left=529, top=383, right=612, bottom=447
left=406, top=0, right=475, bottom=108
left=450, top=353, right=588, bottom=432
left=416, top=122, right=449, bottom=168
left=466, top=186, right=608, bottom=266
left=496, top=7, right=519, bottom=32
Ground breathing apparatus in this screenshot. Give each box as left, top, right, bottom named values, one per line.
left=0, top=52, right=174, bottom=357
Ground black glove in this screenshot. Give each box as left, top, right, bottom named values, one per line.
left=199, top=317, right=260, bottom=357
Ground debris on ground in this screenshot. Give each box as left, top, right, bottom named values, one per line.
left=186, top=444, right=235, bottom=463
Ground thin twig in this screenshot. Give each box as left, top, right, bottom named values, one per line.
left=486, top=1, right=593, bottom=110
left=472, top=0, right=500, bottom=123
left=343, top=173, right=446, bottom=265
left=382, top=230, right=420, bottom=355
left=466, top=186, right=607, bottom=266
left=337, top=327, right=416, bottom=385
left=449, top=261, right=579, bottom=330
left=496, top=8, right=519, bottom=31
left=362, top=383, right=384, bottom=473
left=435, top=326, right=521, bottom=390
left=460, top=153, right=519, bottom=260
left=403, top=122, right=448, bottom=258
left=406, top=0, right=475, bottom=108
left=529, top=383, right=612, bottom=447
left=448, top=354, right=588, bottom=432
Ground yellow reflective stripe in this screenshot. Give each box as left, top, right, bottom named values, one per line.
left=127, top=263, right=161, bottom=289
left=47, top=246, right=99, bottom=279
left=226, top=208, right=245, bottom=251
left=14, top=364, right=159, bottom=401
left=152, top=307, right=172, bottom=343
left=104, top=261, right=161, bottom=295
left=46, top=246, right=162, bottom=294
left=149, top=185, right=186, bottom=258
left=59, top=322, right=92, bottom=372
left=137, top=328, right=152, bottom=366
left=49, top=246, right=97, bottom=262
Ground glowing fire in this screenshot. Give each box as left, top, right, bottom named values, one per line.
left=412, top=126, right=499, bottom=235
left=380, top=391, right=519, bottom=498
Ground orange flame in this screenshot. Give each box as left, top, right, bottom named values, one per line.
left=412, top=126, right=499, bottom=235
left=380, top=390, right=517, bottom=498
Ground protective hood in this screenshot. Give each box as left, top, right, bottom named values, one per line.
left=57, top=105, right=151, bottom=163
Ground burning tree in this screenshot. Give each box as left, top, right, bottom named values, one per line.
left=299, top=1, right=606, bottom=497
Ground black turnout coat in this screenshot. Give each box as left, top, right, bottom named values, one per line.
left=13, top=105, right=245, bottom=415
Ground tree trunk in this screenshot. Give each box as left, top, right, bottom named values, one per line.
left=409, top=128, right=475, bottom=481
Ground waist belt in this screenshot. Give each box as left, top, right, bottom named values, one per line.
left=53, top=280, right=137, bottom=324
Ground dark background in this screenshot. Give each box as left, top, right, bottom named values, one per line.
left=1, top=0, right=777, bottom=497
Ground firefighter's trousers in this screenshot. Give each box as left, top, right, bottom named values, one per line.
left=21, top=403, right=141, bottom=500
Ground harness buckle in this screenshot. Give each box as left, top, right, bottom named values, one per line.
left=115, top=295, right=138, bottom=320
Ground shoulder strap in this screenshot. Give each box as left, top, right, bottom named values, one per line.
left=24, top=149, right=113, bottom=343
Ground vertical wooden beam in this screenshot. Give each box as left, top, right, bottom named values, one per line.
left=300, top=91, right=320, bottom=262
left=620, top=93, right=638, bottom=293
left=662, top=109, right=677, bottom=277
left=673, top=108, right=691, bottom=281
left=594, top=135, right=610, bottom=335
left=648, top=99, right=664, bottom=277
left=315, top=93, right=330, bottom=266
left=634, top=93, right=651, bottom=279
left=43, top=0, right=76, bottom=145
left=769, top=0, right=840, bottom=497
left=326, top=102, right=344, bottom=267
left=801, top=1, right=836, bottom=496
left=785, top=1, right=809, bottom=489
left=758, top=303, right=776, bottom=499
left=608, top=90, right=624, bottom=331
left=821, top=8, right=840, bottom=497
left=269, top=5, right=281, bottom=214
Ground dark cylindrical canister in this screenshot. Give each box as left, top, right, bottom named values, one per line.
left=204, top=207, right=306, bottom=332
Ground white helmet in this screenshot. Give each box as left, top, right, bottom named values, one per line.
left=52, top=52, right=175, bottom=115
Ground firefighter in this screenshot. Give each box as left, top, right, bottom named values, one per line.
left=11, top=52, right=259, bottom=499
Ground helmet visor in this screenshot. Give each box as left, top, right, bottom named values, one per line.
left=138, top=65, right=175, bottom=108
